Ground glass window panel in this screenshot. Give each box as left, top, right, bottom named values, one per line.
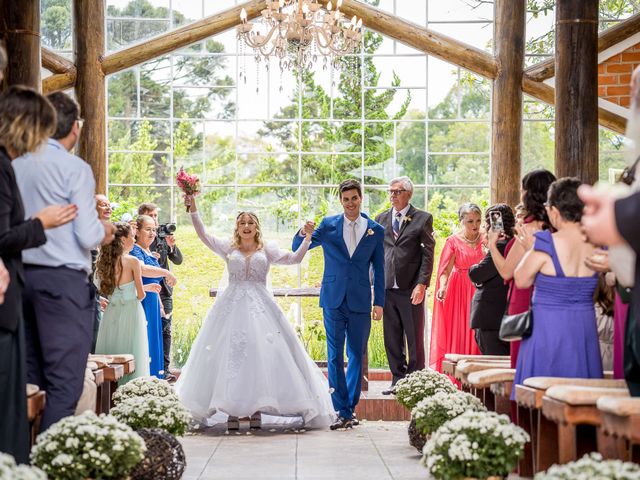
left=106, top=0, right=170, bottom=18
left=525, top=54, right=552, bottom=69
left=202, top=123, right=236, bottom=185
left=172, top=55, right=236, bottom=87
left=599, top=128, right=627, bottom=184
left=301, top=66, right=333, bottom=120
left=365, top=186, right=391, bottom=218
left=523, top=96, right=555, bottom=120
left=140, top=57, right=172, bottom=117
left=396, top=121, right=426, bottom=184
left=204, top=0, right=239, bottom=17
left=365, top=56, right=427, bottom=88
left=237, top=153, right=298, bottom=184
left=107, top=70, right=138, bottom=117
left=522, top=121, right=555, bottom=174
left=396, top=0, right=427, bottom=27
left=526, top=10, right=555, bottom=56
left=238, top=120, right=298, bottom=153
left=173, top=87, right=235, bottom=120
left=364, top=88, right=426, bottom=120
left=457, top=73, right=491, bottom=120
left=175, top=187, right=236, bottom=227
left=363, top=30, right=395, bottom=55
left=108, top=119, right=171, bottom=151
left=428, top=153, right=489, bottom=185
left=428, top=121, right=490, bottom=153
left=107, top=19, right=170, bottom=52
left=301, top=154, right=361, bottom=184
left=237, top=64, right=269, bottom=119
left=236, top=187, right=300, bottom=242
left=171, top=3, right=203, bottom=25
left=269, top=61, right=302, bottom=119
left=108, top=186, right=172, bottom=222
left=427, top=187, right=490, bottom=228
left=364, top=121, right=394, bottom=185
left=428, top=0, right=494, bottom=22
left=173, top=119, right=204, bottom=175
left=109, top=151, right=170, bottom=185
left=301, top=121, right=362, bottom=153
left=428, top=22, right=493, bottom=53
left=427, top=57, right=460, bottom=119
left=41, top=0, right=73, bottom=50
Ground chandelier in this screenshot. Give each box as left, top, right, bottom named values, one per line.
left=236, top=0, right=363, bottom=72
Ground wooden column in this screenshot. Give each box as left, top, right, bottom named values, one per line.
left=491, top=0, right=525, bottom=206
left=0, top=0, right=41, bottom=89
left=74, top=0, right=106, bottom=193
left=555, top=0, right=599, bottom=183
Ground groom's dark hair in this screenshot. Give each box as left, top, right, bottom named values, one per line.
left=338, top=179, right=362, bottom=198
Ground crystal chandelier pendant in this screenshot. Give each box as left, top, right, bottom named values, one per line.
left=236, top=0, right=363, bottom=74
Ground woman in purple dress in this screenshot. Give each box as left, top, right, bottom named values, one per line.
left=512, top=178, right=602, bottom=394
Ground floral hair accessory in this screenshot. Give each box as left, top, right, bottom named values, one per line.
left=176, top=167, right=201, bottom=212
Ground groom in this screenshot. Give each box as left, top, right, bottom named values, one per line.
left=293, top=179, right=384, bottom=430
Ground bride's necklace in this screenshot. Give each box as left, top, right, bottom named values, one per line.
left=461, top=232, right=480, bottom=245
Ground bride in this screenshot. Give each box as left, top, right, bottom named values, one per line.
left=175, top=196, right=336, bottom=429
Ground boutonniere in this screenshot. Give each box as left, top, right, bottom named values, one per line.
left=403, top=215, right=412, bottom=223
left=366, top=228, right=375, bottom=236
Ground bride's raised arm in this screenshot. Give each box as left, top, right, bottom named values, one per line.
left=185, top=195, right=231, bottom=259
left=265, top=236, right=311, bottom=265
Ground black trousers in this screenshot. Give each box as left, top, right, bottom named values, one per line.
left=624, top=303, right=640, bottom=396
left=0, top=320, right=29, bottom=464
left=161, top=294, right=173, bottom=373
left=23, top=266, right=94, bottom=431
left=382, top=289, right=425, bottom=384
left=474, top=329, right=510, bottom=356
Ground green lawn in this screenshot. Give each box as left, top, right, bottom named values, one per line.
left=171, top=228, right=445, bottom=369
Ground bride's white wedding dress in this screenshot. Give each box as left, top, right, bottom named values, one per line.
left=175, top=212, right=336, bottom=428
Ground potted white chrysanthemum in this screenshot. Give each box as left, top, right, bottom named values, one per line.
left=111, top=376, right=178, bottom=405
left=110, top=396, right=192, bottom=436
left=30, top=411, right=146, bottom=480
left=534, top=453, right=640, bottom=479
left=409, top=390, right=486, bottom=452
left=421, top=410, right=529, bottom=480
left=0, top=452, right=46, bottom=480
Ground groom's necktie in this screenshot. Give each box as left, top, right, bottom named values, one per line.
left=348, top=219, right=358, bottom=257
left=393, top=211, right=402, bottom=240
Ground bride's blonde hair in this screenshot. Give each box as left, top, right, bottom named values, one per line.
left=232, top=211, right=264, bottom=249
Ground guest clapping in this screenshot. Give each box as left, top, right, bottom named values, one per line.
left=429, top=203, right=484, bottom=372
left=512, top=178, right=602, bottom=394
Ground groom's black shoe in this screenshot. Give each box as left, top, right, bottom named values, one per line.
left=330, top=416, right=354, bottom=430
left=351, top=413, right=359, bottom=426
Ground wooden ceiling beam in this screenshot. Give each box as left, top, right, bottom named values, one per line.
left=42, top=47, right=76, bottom=74
left=526, top=12, right=640, bottom=82
left=42, top=71, right=76, bottom=94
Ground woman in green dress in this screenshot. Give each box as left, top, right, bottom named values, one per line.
left=95, top=222, right=154, bottom=383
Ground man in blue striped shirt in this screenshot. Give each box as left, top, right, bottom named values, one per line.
left=13, top=92, right=115, bottom=430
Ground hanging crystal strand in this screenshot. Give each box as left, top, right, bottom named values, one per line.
left=255, top=54, right=261, bottom=94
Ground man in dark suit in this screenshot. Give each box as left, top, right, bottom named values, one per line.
left=579, top=186, right=640, bottom=395
left=375, top=176, right=435, bottom=394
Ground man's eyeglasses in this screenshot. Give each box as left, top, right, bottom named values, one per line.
left=388, top=189, right=407, bottom=196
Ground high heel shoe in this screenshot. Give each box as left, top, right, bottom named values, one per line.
left=250, top=412, right=261, bottom=430
left=227, top=415, right=240, bottom=430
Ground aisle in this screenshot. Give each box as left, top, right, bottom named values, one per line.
left=182, top=420, right=425, bottom=480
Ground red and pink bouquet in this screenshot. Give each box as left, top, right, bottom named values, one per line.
left=176, top=167, right=201, bottom=212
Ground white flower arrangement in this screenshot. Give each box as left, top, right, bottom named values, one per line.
left=0, top=452, right=46, bottom=480
left=112, top=376, right=178, bottom=405
left=412, top=390, right=486, bottom=436
left=30, top=411, right=145, bottom=480
left=421, top=410, right=529, bottom=480
left=395, top=369, right=457, bottom=410
left=535, top=453, right=640, bottom=479
left=110, top=396, right=192, bottom=436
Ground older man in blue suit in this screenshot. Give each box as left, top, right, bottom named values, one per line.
left=293, top=179, right=385, bottom=430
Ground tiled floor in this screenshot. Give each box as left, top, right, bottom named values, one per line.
left=181, top=420, right=426, bottom=480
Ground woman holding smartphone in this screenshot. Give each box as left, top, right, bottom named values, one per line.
left=468, top=204, right=515, bottom=355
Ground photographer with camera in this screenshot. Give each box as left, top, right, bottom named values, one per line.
left=138, top=203, right=182, bottom=382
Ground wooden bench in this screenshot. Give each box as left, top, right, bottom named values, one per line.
left=442, top=354, right=509, bottom=377
left=89, top=354, right=127, bottom=413
left=27, top=383, right=45, bottom=445
left=543, top=385, right=629, bottom=463
left=515, top=377, right=626, bottom=473
left=454, top=359, right=511, bottom=402
left=466, top=368, right=515, bottom=415
left=597, top=396, right=640, bottom=461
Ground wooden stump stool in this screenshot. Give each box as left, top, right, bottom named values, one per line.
left=27, top=383, right=46, bottom=445
left=597, top=396, right=640, bottom=461
left=542, top=385, right=629, bottom=464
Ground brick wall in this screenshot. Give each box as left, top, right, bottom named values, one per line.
left=598, top=42, right=640, bottom=108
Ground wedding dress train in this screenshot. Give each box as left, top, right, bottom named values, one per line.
left=175, top=212, right=336, bottom=429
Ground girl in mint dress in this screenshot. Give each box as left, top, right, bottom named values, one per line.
left=95, top=222, right=151, bottom=383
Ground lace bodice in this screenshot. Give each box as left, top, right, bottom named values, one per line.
left=190, top=212, right=310, bottom=285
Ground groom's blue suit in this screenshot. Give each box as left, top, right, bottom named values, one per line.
left=293, top=213, right=384, bottom=419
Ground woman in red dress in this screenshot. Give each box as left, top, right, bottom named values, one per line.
left=429, top=203, right=485, bottom=372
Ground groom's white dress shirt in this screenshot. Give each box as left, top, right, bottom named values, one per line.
left=343, top=214, right=367, bottom=257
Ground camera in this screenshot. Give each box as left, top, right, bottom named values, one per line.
left=158, top=223, right=177, bottom=239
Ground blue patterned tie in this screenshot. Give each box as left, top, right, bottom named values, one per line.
left=393, top=212, right=401, bottom=239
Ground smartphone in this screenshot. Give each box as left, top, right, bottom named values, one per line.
left=490, top=211, right=504, bottom=232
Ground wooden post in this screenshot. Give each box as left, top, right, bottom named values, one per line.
left=555, top=0, right=599, bottom=183
left=0, top=0, right=41, bottom=89
left=74, top=0, right=106, bottom=193
left=491, top=0, right=525, bottom=206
